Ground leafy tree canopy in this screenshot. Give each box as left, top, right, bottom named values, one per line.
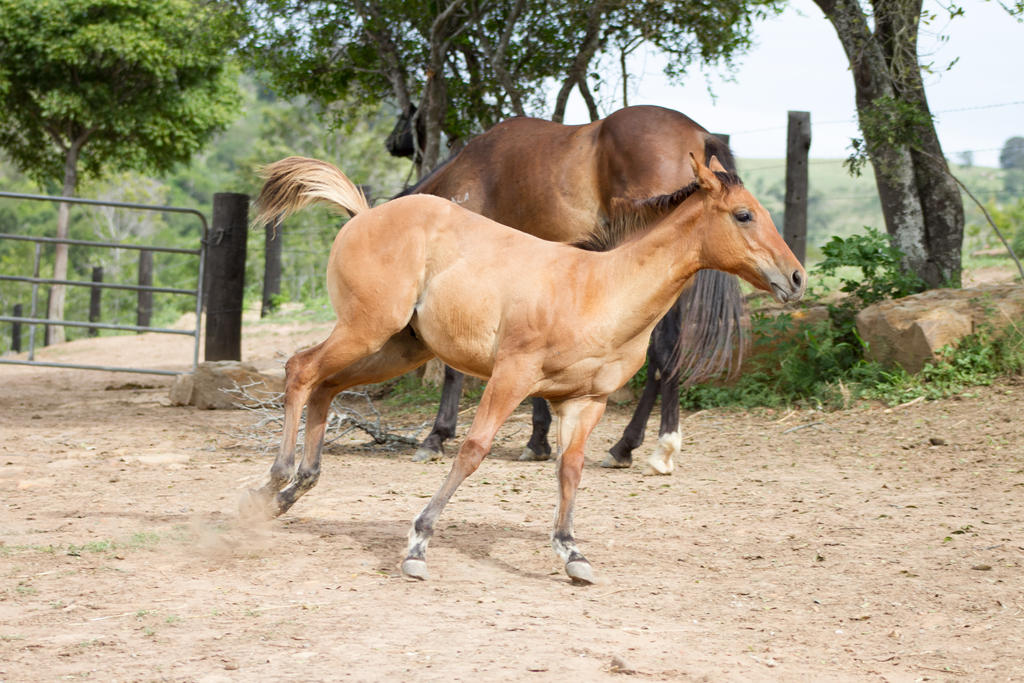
left=999, top=136, right=1024, bottom=171
left=0, top=0, right=245, bottom=189
left=240, top=0, right=780, bottom=171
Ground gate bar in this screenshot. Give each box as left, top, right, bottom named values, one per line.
left=0, top=273, right=195, bottom=296
left=0, top=191, right=208, bottom=374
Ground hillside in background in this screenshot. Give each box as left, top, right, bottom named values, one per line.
left=737, top=158, right=1013, bottom=264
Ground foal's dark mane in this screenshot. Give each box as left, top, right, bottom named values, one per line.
left=571, top=132, right=741, bottom=253
left=571, top=170, right=743, bottom=253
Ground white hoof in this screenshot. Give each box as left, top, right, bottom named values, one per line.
left=519, top=447, right=552, bottom=462
left=401, top=558, right=429, bottom=580
left=566, top=560, right=594, bottom=585
left=643, top=431, right=681, bottom=476
left=600, top=453, right=631, bottom=469
left=411, top=447, right=442, bottom=463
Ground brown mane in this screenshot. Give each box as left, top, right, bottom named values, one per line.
left=572, top=171, right=743, bottom=252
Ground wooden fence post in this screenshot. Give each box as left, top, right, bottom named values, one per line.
left=261, top=217, right=282, bottom=318
left=89, top=266, right=103, bottom=337
left=204, top=192, right=249, bottom=362
left=784, top=111, right=811, bottom=264
left=43, top=288, right=52, bottom=347
left=136, top=251, right=153, bottom=331
left=12, top=303, right=22, bottom=352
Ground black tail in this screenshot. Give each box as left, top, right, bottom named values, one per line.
left=673, top=270, right=746, bottom=385
left=673, top=134, right=745, bottom=385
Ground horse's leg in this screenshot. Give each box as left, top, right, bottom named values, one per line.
left=551, top=397, right=607, bottom=584
left=402, top=370, right=533, bottom=580
left=412, top=365, right=465, bottom=463
left=242, top=328, right=431, bottom=520
left=603, top=306, right=679, bottom=468
left=519, top=397, right=553, bottom=461
left=239, top=340, right=324, bottom=520
left=602, top=356, right=659, bottom=468
left=646, top=365, right=682, bottom=476
left=644, top=307, right=684, bottom=476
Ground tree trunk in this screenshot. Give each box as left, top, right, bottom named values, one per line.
left=551, top=1, right=608, bottom=123
left=874, top=0, right=963, bottom=287
left=46, top=146, right=80, bottom=345
left=813, top=0, right=963, bottom=288
left=418, top=67, right=448, bottom=177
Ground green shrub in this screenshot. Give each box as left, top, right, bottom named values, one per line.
left=815, top=227, right=926, bottom=305
left=676, top=228, right=1019, bottom=411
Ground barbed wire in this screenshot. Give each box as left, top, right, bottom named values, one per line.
left=729, top=100, right=1024, bottom=136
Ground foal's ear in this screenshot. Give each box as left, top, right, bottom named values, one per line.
left=689, top=152, right=723, bottom=193
left=708, top=155, right=728, bottom=174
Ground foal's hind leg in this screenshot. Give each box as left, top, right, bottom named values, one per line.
left=242, top=328, right=431, bottom=520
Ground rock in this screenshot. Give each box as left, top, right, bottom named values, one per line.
left=741, top=299, right=832, bottom=367
left=168, top=373, right=194, bottom=406
left=856, top=284, right=1024, bottom=373
left=171, top=361, right=285, bottom=410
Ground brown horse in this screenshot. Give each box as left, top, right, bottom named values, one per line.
left=403, top=105, right=745, bottom=474
left=244, top=154, right=805, bottom=584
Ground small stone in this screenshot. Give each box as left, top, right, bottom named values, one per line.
left=610, top=656, right=637, bottom=674
left=971, top=564, right=992, bottom=571
left=929, top=437, right=946, bottom=446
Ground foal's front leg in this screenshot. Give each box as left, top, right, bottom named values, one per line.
left=402, top=375, right=531, bottom=580
left=551, top=398, right=607, bottom=584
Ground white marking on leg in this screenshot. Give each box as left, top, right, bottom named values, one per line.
left=644, top=430, right=681, bottom=475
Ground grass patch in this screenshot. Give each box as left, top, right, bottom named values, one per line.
left=34, top=530, right=169, bottom=558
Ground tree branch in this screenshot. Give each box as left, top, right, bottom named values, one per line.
left=551, top=0, right=611, bottom=122
left=916, top=150, right=1024, bottom=281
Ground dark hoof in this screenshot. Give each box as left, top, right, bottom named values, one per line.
left=518, top=447, right=552, bottom=462
left=412, top=447, right=442, bottom=463
left=600, top=453, right=631, bottom=469
left=401, top=558, right=429, bottom=580
left=566, top=559, right=594, bottom=585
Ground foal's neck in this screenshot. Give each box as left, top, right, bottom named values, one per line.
left=599, top=200, right=708, bottom=330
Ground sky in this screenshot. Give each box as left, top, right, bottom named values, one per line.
left=559, top=0, right=1024, bottom=166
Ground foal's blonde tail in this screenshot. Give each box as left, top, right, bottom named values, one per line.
left=253, top=156, right=371, bottom=228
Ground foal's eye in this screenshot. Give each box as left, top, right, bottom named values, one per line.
left=734, top=209, right=753, bottom=224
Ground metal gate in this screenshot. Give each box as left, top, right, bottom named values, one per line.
left=0, top=191, right=207, bottom=376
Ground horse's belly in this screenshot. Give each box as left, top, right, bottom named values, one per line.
left=409, top=300, right=499, bottom=380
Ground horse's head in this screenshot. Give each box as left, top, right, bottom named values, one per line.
left=689, top=154, right=806, bottom=304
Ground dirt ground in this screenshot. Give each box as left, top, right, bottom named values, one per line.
left=1, top=321, right=1022, bottom=682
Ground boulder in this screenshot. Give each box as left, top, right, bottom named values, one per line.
left=169, top=360, right=285, bottom=410
left=855, top=283, right=1024, bottom=373
left=744, top=298, right=832, bottom=364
